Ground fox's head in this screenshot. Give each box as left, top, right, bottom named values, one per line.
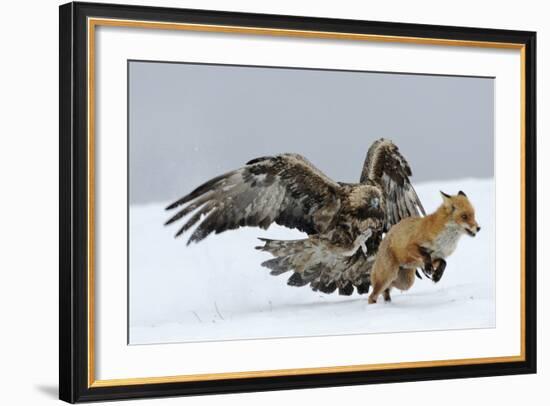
left=440, top=191, right=480, bottom=237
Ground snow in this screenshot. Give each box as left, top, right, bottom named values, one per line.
left=129, top=178, right=495, bottom=345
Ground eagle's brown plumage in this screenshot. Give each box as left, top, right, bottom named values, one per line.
left=165, top=138, right=425, bottom=296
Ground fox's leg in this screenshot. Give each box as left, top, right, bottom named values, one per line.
left=368, top=277, right=394, bottom=304
left=418, top=245, right=434, bottom=274
left=392, top=268, right=416, bottom=291
left=383, top=288, right=392, bottom=302
left=431, top=258, right=447, bottom=282
left=368, top=256, right=399, bottom=304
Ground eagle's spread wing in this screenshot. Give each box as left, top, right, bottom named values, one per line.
left=360, top=138, right=425, bottom=230
left=165, top=154, right=342, bottom=244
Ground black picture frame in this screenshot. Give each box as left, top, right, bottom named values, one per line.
left=60, top=1, right=537, bottom=403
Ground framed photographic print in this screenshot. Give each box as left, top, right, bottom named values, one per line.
left=59, top=1, right=537, bottom=403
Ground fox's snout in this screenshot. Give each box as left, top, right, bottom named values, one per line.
left=465, top=223, right=481, bottom=237
left=460, top=214, right=480, bottom=237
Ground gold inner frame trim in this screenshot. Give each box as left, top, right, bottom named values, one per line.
left=87, top=17, right=527, bottom=388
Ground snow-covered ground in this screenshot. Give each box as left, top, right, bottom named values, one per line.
left=129, top=178, right=495, bottom=345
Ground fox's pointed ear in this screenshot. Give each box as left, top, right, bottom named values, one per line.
left=458, top=190, right=467, bottom=197
left=440, top=191, right=453, bottom=209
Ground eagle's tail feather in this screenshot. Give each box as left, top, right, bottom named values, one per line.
left=287, top=272, right=308, bottom=287
left=261, top=256, right=293, bottom=276
left=256, top=238, right=310, bottom=256
left=256, top=237, right=373, bottom=296
left=257, top=238, right=324, bottom=287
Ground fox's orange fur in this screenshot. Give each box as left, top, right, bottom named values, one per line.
left=368, top=191, right=480, bottom=304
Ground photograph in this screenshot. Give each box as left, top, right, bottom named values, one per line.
left=128, top=60, right=495, bottom=345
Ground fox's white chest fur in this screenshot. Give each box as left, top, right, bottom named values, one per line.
left=429, top=223, right=463, bottom=259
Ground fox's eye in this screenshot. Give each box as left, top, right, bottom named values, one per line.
left=461, top=214, right=468, bottom=220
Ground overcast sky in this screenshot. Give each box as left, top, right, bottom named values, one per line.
left=129, top=61, right=494, bottom=205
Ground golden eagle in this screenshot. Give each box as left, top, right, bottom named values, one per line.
left=165, top=139, right=425, bottom=296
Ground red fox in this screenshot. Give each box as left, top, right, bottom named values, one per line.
left=368, top=191, right=480, bottom=304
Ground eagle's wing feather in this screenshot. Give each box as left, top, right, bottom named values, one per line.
left=360, top=138, right=425, bottom=230
left=165, top=154, right=342, bottom=244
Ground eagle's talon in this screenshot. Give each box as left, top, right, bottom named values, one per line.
left=341, top=229, right=372, bottom=257
left=358, top=229, right=372, bottom=256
